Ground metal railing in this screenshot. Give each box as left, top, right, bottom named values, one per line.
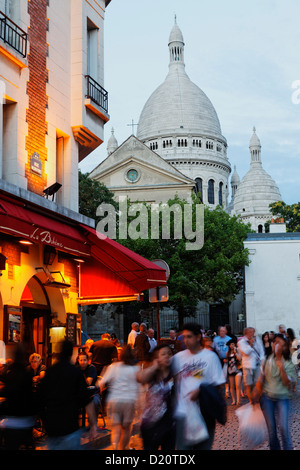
left=0, top=11, right=27, bottom=58
left=86, top=75, right=108, bottom=113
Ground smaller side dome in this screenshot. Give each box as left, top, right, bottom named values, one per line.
left=231, top=165, right=240, bottom=185
left=107, top=128, right=118, bottom=155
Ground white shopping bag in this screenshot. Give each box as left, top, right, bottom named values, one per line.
left=184, top=400, right=209, bottom=445
left=236, top=403, right=268, bottom=449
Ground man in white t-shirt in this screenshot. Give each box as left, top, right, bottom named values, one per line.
left=127, top=322, right=139, bottom=349
left=172, top=323, right=225, bottom=450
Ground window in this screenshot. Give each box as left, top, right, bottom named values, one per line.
left=218, top=182, right=223, bottom=206
left=87, top=18, right=99, bottom=80
left=206, top=141, right=213, bottom=150
left=193, top=139, right=201, bottom=147
left=177, top=139, right=187, bottom=147
left=208, top=179, right=215, bottom=204
left=195, top=178, right=203, bottom=200
left=150, top=141, right=158, bottom=150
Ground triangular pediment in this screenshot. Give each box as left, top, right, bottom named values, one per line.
left=89, top=135, right=194, bottom=186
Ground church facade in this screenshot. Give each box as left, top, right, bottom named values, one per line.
left=90, top=20, right=281, bottom=233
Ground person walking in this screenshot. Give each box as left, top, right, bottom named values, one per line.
left=262, top=332, right=272, bottom=358
left=134, top=323, right=151, bottom=367
left=238, top=327, right=265, bottom=404
left=40, top=340, right=96, bottom=449
left=213, top=326, right=231, bottom=398
left=172, top=323, right=225, bottom=450
left=137, top=344, right=176, bottom=450
left=252, top=334, right=297, bottom=450
left=99, top=346, right=140, bottom=450
left=147, top=328, right=157, bottom=354
left=226, top=339, right=242, bottom=405
left=89, top=333, right=118, bottom=376
left=127, top=322, right=139, bottom=349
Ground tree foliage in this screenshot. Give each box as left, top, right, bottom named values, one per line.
left=268, top=201, right=300, bottom=232
left=78, top=170, right=117, bottom=223
left=116, top=196, right=251, bottom=319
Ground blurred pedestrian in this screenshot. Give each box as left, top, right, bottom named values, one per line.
left=134, top=323, right=150, bottom=367
left=172, top=323, right=225, bottom=450
left=110, top=333, right=121, bottom=347
left=278, top=324, right=287, bottom=338
left=127, top=322, right=139, bottom=349
left=286, top=328, right=299, bottom=354
left=238, top=327, right=265, bottom=404
left=40, top=340, right=96, bottom=449
left=252, top=334, right=297, bottom=450
left=137, top=344, right=175, bottom=450
left=262, top=332, right=272, bottom=358
left=99, top=346, right=140, bottom=450
left=89, top=333, right=118, bottom=376
left=0, top=344, right=35, bottom=449
left=213, top=326, right=231, bottom=398
left=147, top=328, right=157, bottom=354
left=77, top=350, right=101, bottom=433
left=226, top=339, right=242, bottom=405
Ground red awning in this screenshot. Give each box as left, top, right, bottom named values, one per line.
left=0, top=196, right=90, bottom=257
left=78, top=225, right=167, bottom=304
left=0, top=193, right=166, bottom=304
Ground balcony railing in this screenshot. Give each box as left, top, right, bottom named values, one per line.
left=86, top=75, right=108, bottom=113
left=0, top=11, right=27, bottom=58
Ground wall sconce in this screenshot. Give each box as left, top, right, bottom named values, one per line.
left=43, top=246, right=56, bottom=265
left=43, top=182, right=62, bottom=201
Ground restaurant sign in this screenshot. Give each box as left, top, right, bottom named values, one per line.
left=30, top=152, right=43, bottom=176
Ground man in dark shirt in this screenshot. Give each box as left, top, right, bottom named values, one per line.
left=134, top=323, right=150, bottom=365
left=40, top=340, right=96, bottom=449
left=77, top=351, right=101, bottom=425
left=89, top=333, right=118, bottom=376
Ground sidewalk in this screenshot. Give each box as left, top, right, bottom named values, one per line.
left=35, top=413, right=141, bottom=450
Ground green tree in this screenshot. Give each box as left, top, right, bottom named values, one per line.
left=268, top=201, right=300, bottom=232
left=116, top=196, right=251, bottom=327
left=78, top=170, right=117, bottom=223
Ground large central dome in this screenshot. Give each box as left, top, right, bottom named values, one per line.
left=137, top=22, right=224, bottom=142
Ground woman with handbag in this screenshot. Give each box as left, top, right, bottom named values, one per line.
left=226, top=339, right=242, bottom=405
left=252, top=334, right=296, bottom=450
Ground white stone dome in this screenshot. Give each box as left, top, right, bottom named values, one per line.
left=233, top=129, right=282, bottom=216
left=137, top=22, right=225, bottom=143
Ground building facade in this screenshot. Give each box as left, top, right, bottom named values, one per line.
left=244, top=221, right=300, bottom=335
left=0, top=0, right=166, bottom=363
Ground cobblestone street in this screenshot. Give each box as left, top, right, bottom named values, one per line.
left=100, top=382, right=300, bottom=451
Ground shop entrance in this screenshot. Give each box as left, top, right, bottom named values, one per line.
left=22, top=305, right=50, bottom=364
left=20, top=275, right=52, bottom=366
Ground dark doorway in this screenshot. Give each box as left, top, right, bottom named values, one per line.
left=209, top=304, right=229, bottom=333
left=22, top=305, right=50, bottom=365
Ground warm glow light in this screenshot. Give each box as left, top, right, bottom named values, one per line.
left=74, top=258, right=85, bottom=263
left=19, top=240, right=34, bottom=245
left=78, top=294, right=139, bottom=305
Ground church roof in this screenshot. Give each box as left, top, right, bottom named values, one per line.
left=137, top=21, right=226, bottom=144
left=233, top=129, right=281, bottom=216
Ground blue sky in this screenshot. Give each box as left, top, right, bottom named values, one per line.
left=79, top=0, right=300, bottom=204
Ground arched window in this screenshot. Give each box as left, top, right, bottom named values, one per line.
left=208, top=179, right=215, bottom=204
left=258, top=224, right=263, bottom=233
left=218, top=182, right=223, bottom=206
left=195, top=178, right=203, bottom=200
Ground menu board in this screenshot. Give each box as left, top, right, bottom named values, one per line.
left=66, top=313, right=81, bottom=346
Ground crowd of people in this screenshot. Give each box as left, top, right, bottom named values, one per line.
left=0, top=322, right=298, bottom=451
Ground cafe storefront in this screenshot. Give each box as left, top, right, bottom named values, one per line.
left=0, top=189, right=166, bottom=366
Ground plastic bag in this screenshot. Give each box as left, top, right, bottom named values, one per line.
left=235, top=403, right=268, bottom=449
left=184, top=400, right=209, bottom=445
